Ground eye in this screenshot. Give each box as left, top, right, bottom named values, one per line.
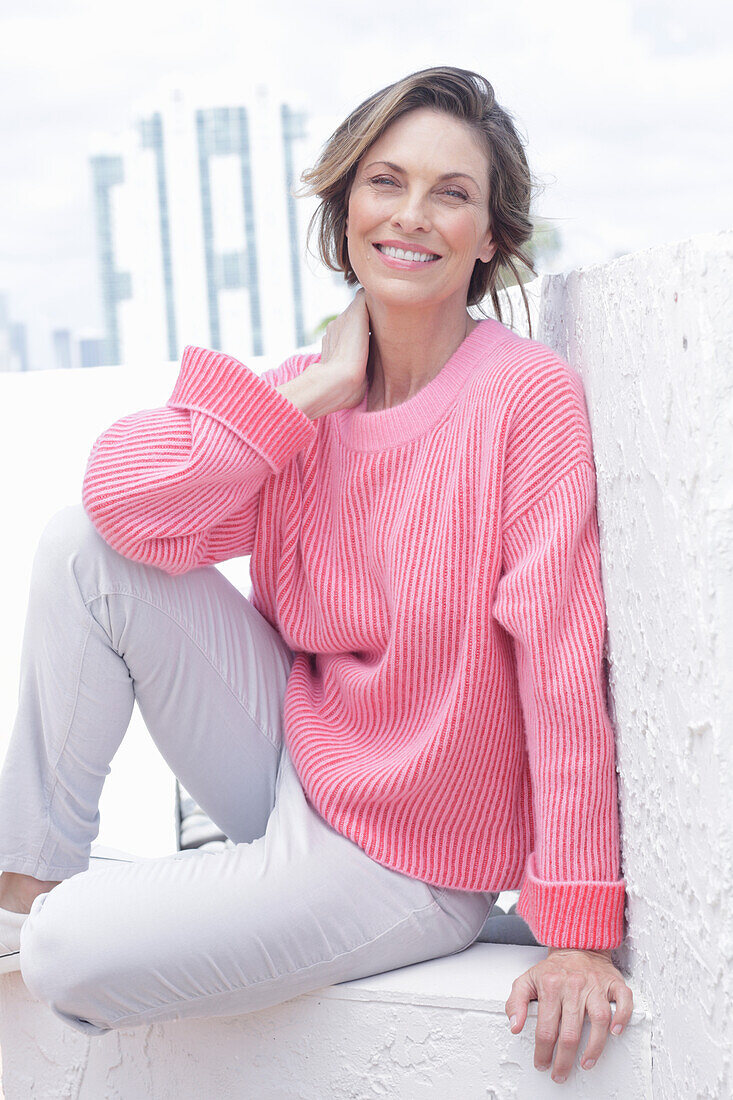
left=368, top=176, right=467, bottom=200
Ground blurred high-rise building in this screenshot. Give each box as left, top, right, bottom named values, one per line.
left=0, top=292, right=29, bottom=372
left=78, top=335, right=109, bottom=369
left=89, top=84, right=349, bottom=369
left=52, top=328, right=74, bottom=371
left=10, top=322, right=29, bottom=372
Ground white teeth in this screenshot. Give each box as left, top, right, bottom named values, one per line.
left=378, top=244, right=438, bottom=262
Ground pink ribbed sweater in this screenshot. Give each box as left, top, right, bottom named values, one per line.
left=81, top=317, right=627, bottom=949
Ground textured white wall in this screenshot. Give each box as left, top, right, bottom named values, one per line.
left=532, top=230, right=733, bottom=1100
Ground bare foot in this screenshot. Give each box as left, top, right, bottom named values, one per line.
left=0, top=871, right=62, bottom=915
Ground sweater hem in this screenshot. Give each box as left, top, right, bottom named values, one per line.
left=334, top=831, right=528, bottom=897
left=167, top=345, right=317, bottom=466
left=516, top=854, right=627, bottom=949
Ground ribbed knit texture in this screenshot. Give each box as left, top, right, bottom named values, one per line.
left=82, top=319, right=627, bottom=949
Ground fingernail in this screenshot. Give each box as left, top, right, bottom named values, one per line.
left=554, top=1075, right=567, bottom=1083
left=582, top=1059, right=596, bottom=1069
left=612, top=1023, right=623, bottom=1035
left=509, top=1014, right=517, bottom=1030
left=537, top=1063, right=550, bottom=1072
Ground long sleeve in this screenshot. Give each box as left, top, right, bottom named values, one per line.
left=81, top=345, right=317, bottom=574
left=491, top=458, right=626, bottom=948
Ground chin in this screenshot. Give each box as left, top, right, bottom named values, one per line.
left=359, top=277, right=438, bottom=309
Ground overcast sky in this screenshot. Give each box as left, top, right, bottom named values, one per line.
left=1, top=0, right=731, bottom=368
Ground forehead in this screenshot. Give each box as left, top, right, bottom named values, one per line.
left=360, top=108, right=489, bottom=183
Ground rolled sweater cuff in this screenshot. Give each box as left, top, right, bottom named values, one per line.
left=517, top=854, right=627, bottom=950
left=167, top=345, right=317, bottom=467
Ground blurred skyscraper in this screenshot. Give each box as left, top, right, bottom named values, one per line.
left=78, top=335, right=108, bottom=369
left=0, top=292, right=29, bottom=372
left=52, top=328, right=74, bottom=371
left=10, top=323, right=29, bottom=372
left=89, top=84, right=349, bottom=369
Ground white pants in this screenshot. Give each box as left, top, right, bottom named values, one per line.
left=0, top=504, right=496, bottom=1036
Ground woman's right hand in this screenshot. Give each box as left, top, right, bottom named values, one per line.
left=310, top=288, right=371, bottom=413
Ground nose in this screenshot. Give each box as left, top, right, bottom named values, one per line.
left=390, top=188, right=432, bottom=234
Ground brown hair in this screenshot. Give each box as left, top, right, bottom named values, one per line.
left=295, top=65, right=542, bottom=337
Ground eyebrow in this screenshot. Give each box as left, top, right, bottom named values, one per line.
left=363, top=160, right=482, bottom=189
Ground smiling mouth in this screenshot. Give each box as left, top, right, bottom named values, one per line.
left=374, top=243, right=441, bottom=263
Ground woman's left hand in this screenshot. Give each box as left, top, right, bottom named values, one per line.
left=505, top=947, right=634, bottom=1083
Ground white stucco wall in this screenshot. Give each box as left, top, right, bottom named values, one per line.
left=532, top=230, right=733, bottom=1100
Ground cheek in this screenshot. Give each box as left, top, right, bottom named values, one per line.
left=444, top=214, right=485, bottom=258
left=348, top=192, right=381, bottom=234
left=431, top=206, right=468, bottom=238
left=454, top=212, right=483, bottom=244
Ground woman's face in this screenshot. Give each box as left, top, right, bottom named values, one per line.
left=345, top=107, right=497, bottom=310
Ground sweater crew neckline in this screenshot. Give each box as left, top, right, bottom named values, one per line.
left=333, top=317, right=502, bottom=451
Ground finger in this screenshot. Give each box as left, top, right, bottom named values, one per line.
left=609, top=979, right=635, bottom=1035
left=533, top=975, right=563, bottom=1071
left=579, top=991, right=613, bottom=1070
left=551, top=994, right=586, bottom=1082
left=505, top=972, right=535, bottom=1034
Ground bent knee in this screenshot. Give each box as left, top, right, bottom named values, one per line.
left=19, top=884, right=114, bottom=1027
left=32, top=504, right=106, bottom=579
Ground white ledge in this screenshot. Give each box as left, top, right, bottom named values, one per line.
left=318, top=941, right=650, bottom=1020
left=0, top=942, right=651, bottom=1098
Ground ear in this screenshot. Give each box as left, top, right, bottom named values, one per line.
left=480, top=234, right=497, bottom=264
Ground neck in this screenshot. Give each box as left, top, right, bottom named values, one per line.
left=364, top=295, right=477, bottom=413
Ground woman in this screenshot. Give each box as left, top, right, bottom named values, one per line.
left=0, top=66, right=632, bottom=1083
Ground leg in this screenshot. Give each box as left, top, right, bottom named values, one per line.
left=20, top=746, right=498, bottom=1035
left=0, top=502, right=295, bottom=883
